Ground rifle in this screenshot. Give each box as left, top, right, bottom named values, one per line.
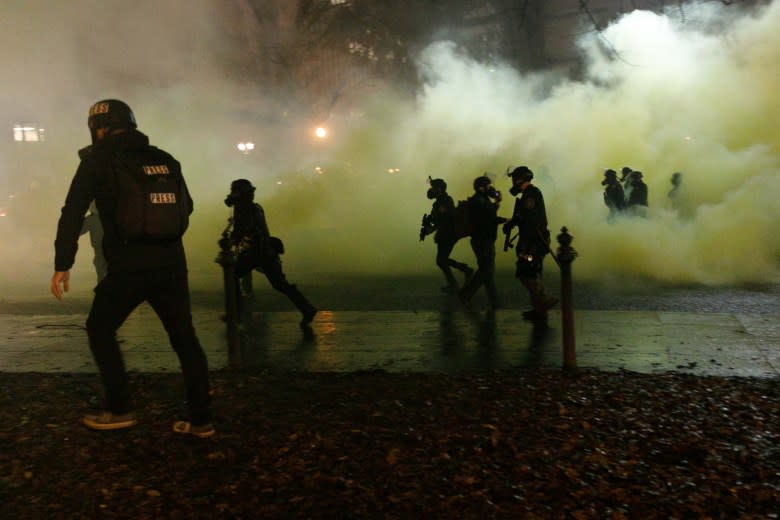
left=419, top=213, right=434, bottom=241
left=503, top=229, right=518, bottom=252
left=218, top=217, right=234, bottom=252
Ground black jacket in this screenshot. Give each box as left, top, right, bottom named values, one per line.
left=468, top=192, right=501, bottom=242
left=627, top=180, right=648, bottom=207
left=230, top=202, right=271, bottom=254
left=54, top=129, right=190, bottom=273
left=431, top=193, right=457, bottom=243
left=510, top=184, right=549, bottom=252
left=603, top=181, right=626, bottom=209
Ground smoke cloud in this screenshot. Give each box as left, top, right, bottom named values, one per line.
left=1, top=0, right=777, bottom=298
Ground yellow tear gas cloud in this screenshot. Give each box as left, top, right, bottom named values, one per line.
left=252, top=2, right=779, bottom=286
left=1, top=1, right=777, bottom=296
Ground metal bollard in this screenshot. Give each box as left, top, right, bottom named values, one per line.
left=216, top=234, right=242, bottom=369
left=557, top=227, right=578, bottom=370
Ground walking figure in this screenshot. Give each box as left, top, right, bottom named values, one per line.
left=51, top=99, right=213, bottom=437
left=224, top=179, right=317, bottom=330
left=420, top=177, right=473, bottom=293
left=502, top=166, right=557, bottom=323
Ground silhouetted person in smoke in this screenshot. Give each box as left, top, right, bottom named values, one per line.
left=503, top=166, right=557, bottom=323
left=458, top=175, right=504, bottom=310
left=602, top=169, right=625, bottom=220
left=225, top=179, right=316, bottom=329
left=668, top=171, right=682, bottom=210
left=80, top=201, right=108, bottom=284
left=620, top=166, right=633, bottom=204
left=51, top=99, right=213, bottom=437
left=420, top=177, right=473, bottom=293
left=626, top=171, right=648, bottom=216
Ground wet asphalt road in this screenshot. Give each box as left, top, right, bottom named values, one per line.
left=4, top=271, right=776, bottom=316
left=201, top=271, right=780, bottom=314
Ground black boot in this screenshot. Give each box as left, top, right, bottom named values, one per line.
left=286, top=284, right=317, bottom=326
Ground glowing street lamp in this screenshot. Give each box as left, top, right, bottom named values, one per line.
left=314, top=126, right=328, bottom=139
left=237, top=141, right=255, bottom=154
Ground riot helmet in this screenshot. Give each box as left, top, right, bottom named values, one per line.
left=508, top=166, right=533, bottom=195
left=225, top=179, right=256, bottom=207
left=473, top=175, right=492, bottom=192
left=602, top=169, right=617, bottom=186
left=427, top=178, right=447, bottom=199
left=508, top=166, right=533, bottom=182
left=474, top=175, right=500, bottom=199
left=620, top=166, right=632, bottom=181
left=87, top=99, right=136, bottom=143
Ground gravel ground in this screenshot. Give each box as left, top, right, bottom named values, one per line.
left=1, top=370, right=778, bottom=518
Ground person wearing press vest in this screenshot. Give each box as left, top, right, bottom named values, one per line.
left=51, top=99, right=213, bottom=438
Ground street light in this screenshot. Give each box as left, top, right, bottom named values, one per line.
left=237, top=141, right=255, bottom=154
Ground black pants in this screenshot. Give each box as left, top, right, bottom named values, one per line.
left=460, top=237, right=497, bottom=305
left=85, top=268, right=212, bottom=425
left=435, top=238, right=470, bottom=287
left=235, top=250, right=314, bottom=315
left=515, top=242, right=554, bottom=313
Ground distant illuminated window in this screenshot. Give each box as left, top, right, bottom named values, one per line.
left=13, top=124, right=45, bottom=142
left=330, top=0, right=348, bottom=5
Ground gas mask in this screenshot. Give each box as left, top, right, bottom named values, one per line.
left=225, top=179, right=255, bottom=207
left=224, top=192, right=252, bottom=207
left=426, top=187, right=438, bottom=199
left=509, top=185, right=521, bottom=196
left=486, top=187, right=500, bottom=199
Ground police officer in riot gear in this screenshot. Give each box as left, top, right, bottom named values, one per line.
left=620, top=166, right=633, bottom=202
left=225, top=179, right=317, bottom=328
left=502, top=166, right=557, bottom=323
left=51, top=99, right=213, bottom=436
left=458, top=175, right=504, bottom=309
left=602, top=169, right=625, bottom=220
left=626, top=170, right=649, bottom=216
left=668, top=171, right=683, bottom=212
left=420, top=178, right=473, bottom=293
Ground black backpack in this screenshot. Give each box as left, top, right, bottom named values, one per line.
left=452, top=199, right=473, bottom=239
left=112, top=147, right=191, bottom=242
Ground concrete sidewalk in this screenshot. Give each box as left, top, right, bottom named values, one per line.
left=0, top=305, right=777, bottom=377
